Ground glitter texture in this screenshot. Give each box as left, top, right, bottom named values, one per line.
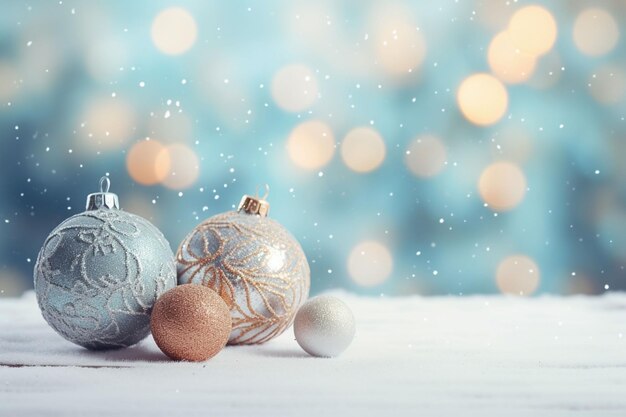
left=176, top=210, right=310, bottom=344
left=34, top=209, right=176, bottom=350
left=294, top=295, right=356, bottom=357
left=150, top=284, right=231, bottom=361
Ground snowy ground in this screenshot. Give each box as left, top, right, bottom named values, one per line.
left=1, top=291, right=625, bottom=416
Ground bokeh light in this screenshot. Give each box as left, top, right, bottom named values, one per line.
left=508, top=5, right=557, bottom=56
left=126, top=140, right=170, bottom=186
left=2, top=2, right=626, bottom=297
left=373, top=15, right=426, bottom=76
left=286, top=120, right=335, bottom=170
left=80, top=98, right=136, bottom=150
left=573, top=8, right=620, bottom=57
left=347, top=240, right=393, bottom=287
left=496, top=255, right=540, bottom=296
left=478, top=161, right=527, bottom=211
left=340, top=127, right=386, bottom=173
left=157, top=144, right=200, bottom=190
left=151, top=7, right=198, bottom=55
left=588, top=66, right=626, bottom=105
left=457, top=73, right=508, bottom=126
left=271, top=64, right=319, bottom=112
left=488, top=31, right=537, bottom=84
left=404, top=135, right=447, bottom=178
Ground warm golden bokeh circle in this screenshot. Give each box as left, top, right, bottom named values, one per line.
left=573, top=8, right=620, bottom=57
left=478, top=161, right=527, bottom=211
left=271, top=64, right=319, bottom=112
left=286, top=120, right=335, bottom=170
left=81, top=98, right=135, bottom=149
left=374, top=19, right=426, bottom=76
left=508, top=5, right=557, bottom=56
left=340, top=127, right=386, bottom=173
left=151, top=7, right=198, bottom=55
left=457, top=73, right=508, bottom=126
left=404, top=135, right=447, bottom=177
left=157, top=144, right=200, bottom=189
left=126, top=140, right=171, bottom=185
left=488, top=31, right=537, bottom=84
left=347, top=240, right=393, bottom=287
left=496, top=255, right=540, bottom=296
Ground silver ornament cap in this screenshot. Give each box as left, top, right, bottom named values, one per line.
left=86, top=176, right=119, bottom=210
left=238, top=184, right=270, bottom=217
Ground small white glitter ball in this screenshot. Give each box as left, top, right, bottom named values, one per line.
left=294, top=295, right=356, bottom=357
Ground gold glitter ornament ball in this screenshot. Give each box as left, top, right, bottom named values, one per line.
left=151, top=284, right=231, bottom=361
left=176, top=190, right=310, bottom=345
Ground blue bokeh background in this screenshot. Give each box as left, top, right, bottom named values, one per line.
left=1, top=0, right=625, bottom=296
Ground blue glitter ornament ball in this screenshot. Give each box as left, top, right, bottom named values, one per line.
left=34, top=177, right=176, bottom=350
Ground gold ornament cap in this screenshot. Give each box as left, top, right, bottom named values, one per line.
left=238, top=185, right=270, bottom=217
left=86, top=176, right=119, bottom=210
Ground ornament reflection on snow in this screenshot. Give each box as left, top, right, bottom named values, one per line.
left=34, top=177, right=176, bottom=349
left=177, top=186, right=310, bottom=344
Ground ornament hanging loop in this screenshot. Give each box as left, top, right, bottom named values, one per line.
left=255, top=184, right=270, bottom=200
left=86, top=176, right=119, bottom=210
left=100, top=176, right=111, bottom=193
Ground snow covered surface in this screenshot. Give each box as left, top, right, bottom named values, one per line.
left=1, top=291, right=626, bottom=416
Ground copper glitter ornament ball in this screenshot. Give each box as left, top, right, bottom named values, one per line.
left=177, top=189, right=310, bottom=345
left=150, top=284, right=231, bottom=361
